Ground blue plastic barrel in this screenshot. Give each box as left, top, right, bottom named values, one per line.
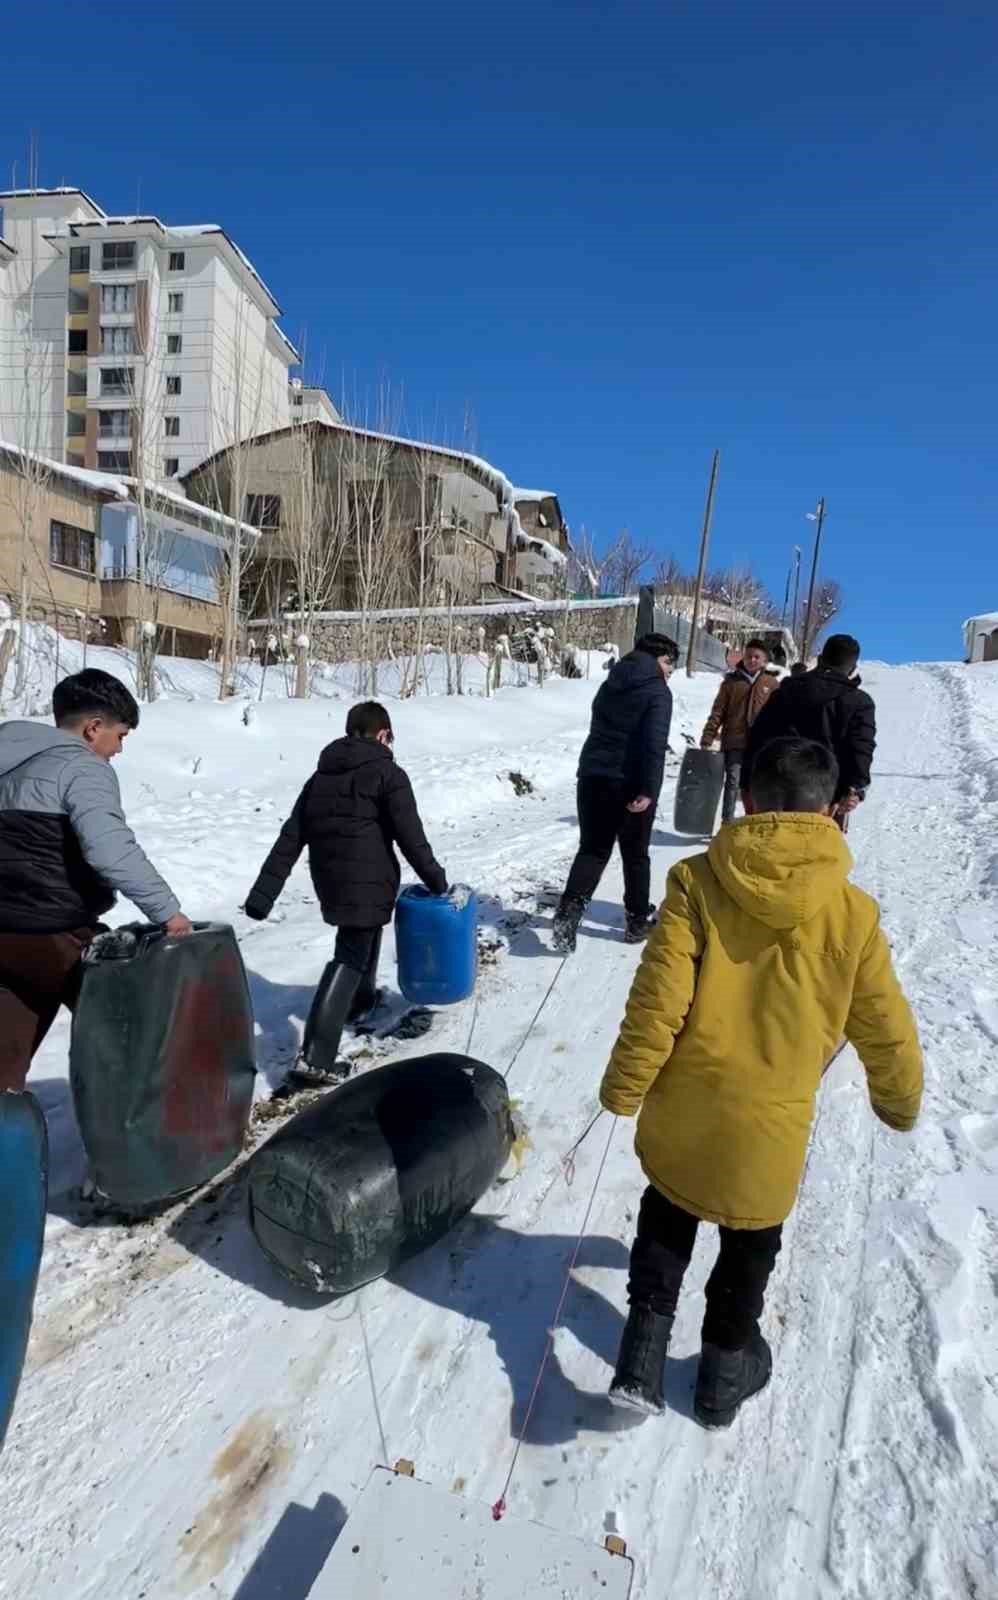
left=396, top=885, right=477, bottom=1006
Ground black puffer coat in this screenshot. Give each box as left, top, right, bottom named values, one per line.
left=246, top=738, right=446, bottom=928
left=743, top=668, right=876, bottom=800
left=578, top=650, right=673, bottom=801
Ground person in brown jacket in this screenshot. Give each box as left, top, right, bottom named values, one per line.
left=700, top=639, right=780, bottom=824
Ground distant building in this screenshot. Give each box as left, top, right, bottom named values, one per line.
left=182, top=420, right=570, bottom=613
left=288, top=379, right=341, bottom=425
left=0, top=186, right=298, bottom=484
left=963, top=611, right=998, bottom=663
left=0, top=441, right=256, bottom=656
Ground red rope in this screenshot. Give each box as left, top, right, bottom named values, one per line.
left=492, top=1115, right=618, bottom=1521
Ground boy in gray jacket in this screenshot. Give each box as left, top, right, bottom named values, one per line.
left=0, top=668, right=191, bottom=1090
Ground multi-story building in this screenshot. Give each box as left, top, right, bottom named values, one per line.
left=0, top=440, right=258, bottom=657
left=0, top=186, right=320, bottom=485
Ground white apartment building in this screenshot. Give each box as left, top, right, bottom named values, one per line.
left=0, top=187, right=333, bottom=485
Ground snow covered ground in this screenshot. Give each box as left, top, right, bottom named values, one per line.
left=1, top=659, right=997, bottom=1600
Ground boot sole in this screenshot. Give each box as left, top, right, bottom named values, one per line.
left=608, top=1384, right=664, bottom=1417
left=693, top=1366, right=771, bottom=1431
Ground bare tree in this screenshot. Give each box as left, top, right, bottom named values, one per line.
left=703, top=564, right=778, bottom=627
left=568, top=526, right=607, bottom=598
left=3, top=143, right=55, bottom=697
left=652, top=553, right=693, bottom=597
left=807, top=578, right=843, bottom=652
left=602, top=530, right=655, bottom=595
left=569, top=527, right=653, bottom=598
left=281, top=422, right=346, bottom=697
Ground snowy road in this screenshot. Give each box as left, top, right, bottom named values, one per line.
left=1, top=663, right=996, bottom=1600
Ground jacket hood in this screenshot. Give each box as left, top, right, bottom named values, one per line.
left=796, top=668, right=858, bottom=705
left=0, top=721, right=88, bottom=780
left=603, top=650, right=663, bottom=695
left=317, top=735, right=393, bottom=776
left=707, top=813, right=852, bottom=929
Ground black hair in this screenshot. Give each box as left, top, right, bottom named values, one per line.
left=790, top=662, right=807, bottom=676
left=820, top=634, right=860, bottom=672
left=744, top=638, right=770, bottom=656
left=635, top=632, right=679, bottom=663
left=750, top=737, right=839, bottom=814
left=52, top=669, right=140, bottom=730
left=346, top=700, right=393, bottom=740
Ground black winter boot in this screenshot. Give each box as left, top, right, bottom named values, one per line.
left=693, top=1331, right=772, bottom=1430
left=608, top=1306, right=673, bottom=1415
left=551, top=894, right=587, bottom=955
left=624, top=909, right=657, bottom=944
left=291, top=963, right=362, bottom=1085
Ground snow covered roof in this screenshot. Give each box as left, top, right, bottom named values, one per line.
left=62, top=209, right=286, bottom=321
left=0, top=441, right=257, bottom=538
left=512, top=487, right=558, bottom=504
left=188, top=419, right=538, bottom=545
left=963, top=612, right=998, bottom=631
left=0, top=440, right=130, bottom=500
left=0, top=186, right=106, bottom=215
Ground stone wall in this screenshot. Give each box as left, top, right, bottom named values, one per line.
left=249, top=597, right=639, bottom=664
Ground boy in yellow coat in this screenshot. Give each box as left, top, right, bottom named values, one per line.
left=601, top=737, right=923, bottom=1429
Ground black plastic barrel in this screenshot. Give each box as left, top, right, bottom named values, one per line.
left=248, top=1053, right=513, bottom=1295
left=70, top=923, right=256, bottom=1209
left=0, top=1091, right=47, bottom=1451
left=674, top=748, right=725, bottom=835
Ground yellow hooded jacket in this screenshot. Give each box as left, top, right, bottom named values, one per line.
left=600, top=814, right=923, bottom=1229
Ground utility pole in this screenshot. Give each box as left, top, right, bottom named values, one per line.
left=791, top=545, right=802, bottom=647
left=781, top=545, right=800, bottom=628
left=799, top=497, right=826, bottom=662
left=686, top=449, right=720, bottom=677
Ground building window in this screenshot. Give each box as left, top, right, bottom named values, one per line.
left=101, top=240, right=136, bottom=271
left=164, top=415, right=180, bottom=438
left=66, top=412, right=87, bottom=439
left=50, top=519, right=96, bottom=575
left=67, top=329, right=88, bottom=354
left=68, top=287, right=89, bottom=315
left=69, top=245, right=90, bottom=274
left=101, top=283, right=135, bottom=314
left=244, top=493, right=282, bottom=528
left=98, top=450, right=132, bottom=472
left=66, top=368, right=87, bottom=396
left=164, top=456, right=180, bottom=477
left=169, top=251, right=185, bottom=272
left=100, top=367, right=134, bottom=397
left=102, top=325, right=136, bottom=355
left=99, top=409, right=132, bottom=438
left=167, top=334, right=183, bottom=355
left=167, top=291, right=184, bottom=314
left=166, top=374, right=182, bottom=396
left=292, top=393, right=304, bottom=407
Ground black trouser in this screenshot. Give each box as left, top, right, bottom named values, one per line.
left=721, top=749, right=743, bottom=824
left=562, top=777, right=656, bottom=917
left=333, top=927, right=382, bottom=1018
left=627, top=1185, right=783, bottom=1350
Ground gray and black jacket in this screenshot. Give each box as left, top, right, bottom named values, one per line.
left=0, top=722, right=179, bottom=934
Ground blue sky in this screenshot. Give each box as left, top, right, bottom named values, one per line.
left=4, top=1, right=995, bottom=661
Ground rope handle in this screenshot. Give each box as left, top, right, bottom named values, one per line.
left=560, top=1109, right=605, bottom=1187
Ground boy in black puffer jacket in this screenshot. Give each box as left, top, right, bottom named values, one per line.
left=245, top=701, right=446, bottom=1080
left=553, top=632, right=678, bottom=953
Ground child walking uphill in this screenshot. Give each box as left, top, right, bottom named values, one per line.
left=600, top=737, right=923, bottom=1430
left=245, top=702, right=447, bottom=1083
